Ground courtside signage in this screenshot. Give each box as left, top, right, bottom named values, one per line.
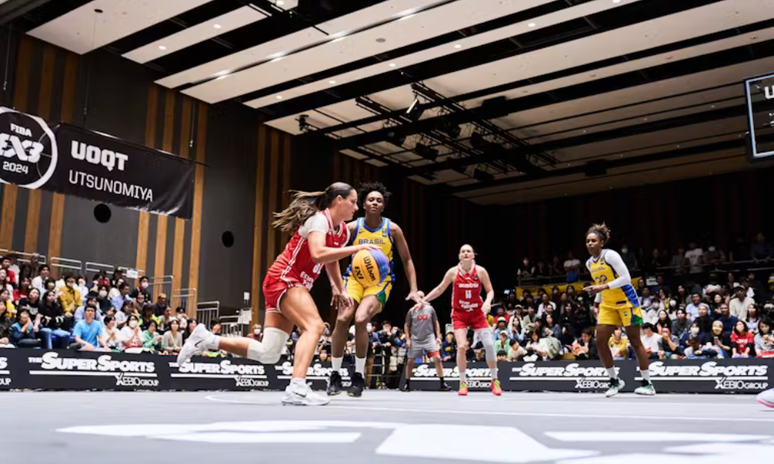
left=744, top=73, right=774, bottom=160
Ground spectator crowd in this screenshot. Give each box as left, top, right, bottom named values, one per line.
left=0, top=254, right=202, bottom=354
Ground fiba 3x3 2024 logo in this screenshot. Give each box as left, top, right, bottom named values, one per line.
left=0, top=107, right=58, bottom=189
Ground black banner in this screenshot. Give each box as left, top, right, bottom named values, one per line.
left=1, top=351, right=771, bottom=394
left=744, top=73, right=774, bottom=160
left=0, top=107, right=195, bottom=218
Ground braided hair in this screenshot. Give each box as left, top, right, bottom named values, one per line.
left=359, top=182, right=392, bottom=208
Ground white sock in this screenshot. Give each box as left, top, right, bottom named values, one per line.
left=355, top=357, right=366, bottom=375
left=206, top=335, right=220, bottom=350
left=640, top=369, right=651, bottom=382
left=491, top=367, right=498, bottom=380
left=291, top=377, right=306, bottom=386
left=332, top=357, right=343, bottom=374
left=606, top=367, right=618, bottom=379
left=459, top=370, right=466, bottom=382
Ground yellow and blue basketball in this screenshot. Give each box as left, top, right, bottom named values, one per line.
left=351, top=249, right=390, bottom=287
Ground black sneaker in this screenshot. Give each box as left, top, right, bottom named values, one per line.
left=439, top=382, right=451, bottom=392
left=347, top=372, right=365, bottom=397
left=400, top=383, right=412, bottom=392
left=327, top=371, right=343, bottom=396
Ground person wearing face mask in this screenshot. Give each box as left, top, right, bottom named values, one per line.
left=703, top=244, right=725, bottom=266
left=57, top=274, right=81, bottom=317
left=248, top=324, right=263, bottom=341
left=75, top=275, right=89, bottom=307
left=131, top=276, right=153, bottom=301
left=119, top=314, right=143, bottom=353
left=44, top=277, right=57, bottom=295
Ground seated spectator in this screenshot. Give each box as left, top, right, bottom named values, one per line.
left=537, top=294, right=556, bottom=318
left=0, top=255, right=17, bottom=285
left=130, top=276, right=152, bottom=301
left=684, top=336, right=716, bottom=359
left=31, top=264, right=49, bottom=294
left=162, top=318, right=183, bottom=355
left=549, top=255, right=563, bottom=276
left=709, top=320, right=732, bottom=358
left=731, top=321, right=754, bottom=358
left=0, top=300, right=12, bottom=347
left=751, top=232, right=772, bottom=263
left=159, top=307, right=176, bottom=332
left=29, top=289, right=66, bottom=350
left=40, top=289, right=71, bottom=334
left=660, top=327, right=681, bottom=359
left=140, top=304, right=160, bottom=329
left=608, top=327, right=629, bottom=360
left=0, top=269, right=13, bottom=296
left=75, top=275, right=89, bottom=306
left=544, top=313, right=562, bottom=340
left=175, top=307, right=188, bottom=326
left=73, top=306, right=107, bottom=351
left=11, top=309, right=40, bottom=348
left=523, top=329, right=548, bottom=361
left=521, top=306, right=538, bottom=332
left=518, top=257, right=535, bottom=280
left=43, top=277, right=57, bottom=294
left=151, top=293, right=169, bottom=317
left=507, top=339, right=526, bottom=361
left=95, top=285, right=111, bottom=313
left=747, top=305, right=761, bottom=334
left=109, top=269, right=123, bottom=289
left=111, top=282, right=132, bottom=312
left=685, top=242, right=704, bottom=273
left=13, top=277, right=31, bottom=303
left=496, top=350, right=508, bottom=362
left=103, top=315, right=120, bottom=350
left=17, top=287, right=41, bottom=315
left=695, top=303, right=713, bottom=333
left=119, top=315, right=143, bottom=352
left=730, top=286, right=754, bottom=321
left=621, top=245, right=638, bottom=271
left=183, top=319, right=198, bottom=343
left=141, top=319, right=163, bottom=353
left=57, top=274, right=81, bottom=318
left=133, top=292, right=148, bottom=314
left=572, top=328, right=598, bottom=360
left=535, top=261, right=549, bottom=278
left=75, top=295, right=99, bottom=323
left=655, top=310, right=672, bottom=335
left=508, top=317, right=524, bottom=344
left=640, top=323, right=662, bottom=359
left=0, top=287, right=15, bottom=316
left=717, top=303, right=739, bottom=333
left=441, top=331, right=455, bottom=362
left=115, top=300, right=139, bottom=329
left=564, top=251, right=581, bottom=283
left=704, top=244, right=725, bottom=266
left=685, top=293, right=702, bottom=320
left=755, top=319, right=774, bottom=357
left=495, top=330, right=511, bottom=357
left=671, top=309, right=691, bottom=340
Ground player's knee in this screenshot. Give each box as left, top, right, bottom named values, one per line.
left=336, top=310, right=352, bottom=325
left=354, top=311, right=370, bottom=327
left=457, top=341, right=469, bottom=352
left=300, top=319, right=325, bottom=337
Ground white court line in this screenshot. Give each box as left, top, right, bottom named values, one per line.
left=462, top=398, right=762, bottom=407
left=29, top=371, right=157, bottom=377
left=204, top=395, right=774, bottom=423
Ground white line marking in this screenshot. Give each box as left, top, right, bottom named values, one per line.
left=634, top=376, right=768, bottom=381
left=29, top=371, right=157, bottom=377
left=156, top=432, right=362, bottom=444
left=171, top=374, right=267, bottom=379
left=0, top=370, right=9, bottom=375
left=546, top=432, right=771, bottom=442
left=509, top=377, right=608, bottom=381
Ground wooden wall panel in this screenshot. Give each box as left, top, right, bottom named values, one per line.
left=171, top=97, right=192, bottom=310
left=264, top=130, right=280, bottom=271
left=187, top=102, right=207, bottom=315
left=153, top=89, right=175, bottom=279
left=251, top=125, right=267, bottom=325
left=135, top=85, right=158, bottom=273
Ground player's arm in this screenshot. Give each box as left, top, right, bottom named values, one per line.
left=308, top=231, right=376, bottom=264
left=391, top=222, right=420, bottom=304
left=418, top=268, right=456, bottom=309
left=586, top=251, right=631, bottom=296
left=477, top=266, right=495, bottom=314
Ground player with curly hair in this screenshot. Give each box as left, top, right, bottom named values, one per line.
left=584, top=223, right=655, bottom=397
left=327, top=182, right=421, bottom=397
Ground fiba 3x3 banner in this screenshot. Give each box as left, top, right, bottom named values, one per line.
left=0, top=107, right=195, bottom=219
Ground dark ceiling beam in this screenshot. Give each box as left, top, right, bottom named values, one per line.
left=0, top=0, right=56, bottom=24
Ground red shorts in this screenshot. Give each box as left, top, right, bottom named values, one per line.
left=263, top=275, right=302, bottom=313
left=451, top=308, right=489, bottom=330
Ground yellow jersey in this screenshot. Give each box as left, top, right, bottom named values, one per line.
left=345, top=217, right=394, bottom=282
left=586, top=249, right=639, bottom=308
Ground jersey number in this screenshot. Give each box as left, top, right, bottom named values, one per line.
left=465, top=290, right=472, bottom=299
left=594, top=275, right=608, bottom=284
left=313, top=263, right=323, bottom=274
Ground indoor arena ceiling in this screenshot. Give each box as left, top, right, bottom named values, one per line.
left=14, top=0, right=774, bottom=204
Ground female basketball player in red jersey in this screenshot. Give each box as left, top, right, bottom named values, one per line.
left=177, top=182, right=377, bottom=406
left=415, top=244, right=501, bottom=396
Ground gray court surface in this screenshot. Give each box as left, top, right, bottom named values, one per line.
left=2, top=390, right=772, bottom=463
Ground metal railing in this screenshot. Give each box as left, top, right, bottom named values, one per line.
left=50, top=257, right=83, bottom=277
left=0, top=249, right=47, bottom=265
left=173, top=288, right=197, bottom=316
left=149, top=275, right=174, bottom=301
left=196, top=301, right=220, bottom=328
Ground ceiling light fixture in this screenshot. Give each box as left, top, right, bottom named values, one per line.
left=277, top=1, right=285, bottom=5
left=276, top=95, right=283, bottom=100
left=613, top=0, right=621, bottom=3
left=270, top=57, right=284, bottom=63
left=329, top=80, right=336, bottom=84
left=454, top=44, right=462, bottom=49
left=214, top=24, right=222, bottom=29
left=389, top=63, right=397, bottom=68
left=158, top=45, right=167, bottom=50
left=528, top=22, right=536, bottom=28
left=331, top=37, right=346, bottom=43
left=400, top=14, right=415, bottom=21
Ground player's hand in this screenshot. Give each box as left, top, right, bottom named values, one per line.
left=337, top=294, right=354, bottom=310
left=406, top=339, right=411, bottom=348
left=412, top=299, right=427, bottom=311
left=482, top=303, right=491, bottom=314
left=356, top=244, right=380, bottom=253
left=406, top=291, right=422, bottom=305
left=584, top=284, right=607, bottom=296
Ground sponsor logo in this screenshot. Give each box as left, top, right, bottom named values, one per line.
left=276, top=361, right=351, bottom=380
left=575, top=379, right=610, bottom=390
left=114, top=373, right=159, bottom=388
left=648, top=361, right=767, bottom=378
left=363, top=255, right=377, bottom=282
left=37, top=352, right=155, bottom=373
left=70, top=141, right=128, bottom=172
left=176, top=360, right=266, bottom=376
left=235, top=377, right=269, bottom=388
left=411, top=364, right=491, bottom=379
left=714, top=379, right=768, bottom=390
left=457, top=283, right=479, bottom=289
left=514, top=363, right=614, bottom=378
left=0, top=107, right=58, bottom=189
left=0, top=357, right=7, bottom=370
left=765, top=85, right=773, bottom=100
left=0, top=378, right=10, bottom=386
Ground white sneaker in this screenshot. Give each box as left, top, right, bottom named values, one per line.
left=282, top=381, right=330, bottom=406
left=605, top=378, right=625, bottom=398
left=757, top=388, right=774, bottom=408
left=177, top=324, right=213, bottom=365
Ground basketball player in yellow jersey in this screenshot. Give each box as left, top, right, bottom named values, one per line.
left=328, top=182, right=420, bottom=397
left=584, top=223, right=655, bottom=397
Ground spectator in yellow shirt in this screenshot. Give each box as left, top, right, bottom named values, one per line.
left=608, top=327, right=630, bottom=360
left=58, top=274, right=81, bottom=315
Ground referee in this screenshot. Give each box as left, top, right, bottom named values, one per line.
left=402, top=291, right=450, bottom=392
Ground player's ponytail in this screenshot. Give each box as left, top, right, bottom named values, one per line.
left=586, top=223, right=611, bottom=245
left=273, top=182, right=354, bottom=232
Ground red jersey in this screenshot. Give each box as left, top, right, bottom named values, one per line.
left=452, top=264, right=484, bottom=312
left=266, top=209, right=349, bottom=291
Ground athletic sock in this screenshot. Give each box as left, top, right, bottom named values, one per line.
left=405, top=378, right=411, bottom=388
left=491, top=367, right=498, bottom=380
left=459, top=370, right=466, bottom=382
left=332, top=357, right=343, bottom=375
left=640, top=369, right=651, bottom=382
left=355, top=357, right=366, bottom=375
left=291, top=377, right=306, bottom=386
left=206, top=335, right=220, bottom=350
left=606, top=367, right=618, bottom=380
left=439, top=377, right=445, bottom=386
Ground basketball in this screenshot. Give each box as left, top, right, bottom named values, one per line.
left=351, top=249, right=390, bottom=287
